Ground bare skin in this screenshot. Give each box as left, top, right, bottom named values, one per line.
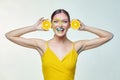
left=5, top=13, right=113, bottom=61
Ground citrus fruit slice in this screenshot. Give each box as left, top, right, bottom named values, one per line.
left=42, top=20, right=51, bottom=30
left=70, top=19, right=80, bottom=30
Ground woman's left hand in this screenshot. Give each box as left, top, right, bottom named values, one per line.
left=77, top=20, right=86, bottom=31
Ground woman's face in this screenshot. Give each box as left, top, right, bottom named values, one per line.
left=51, top=12, right=70, bottom=37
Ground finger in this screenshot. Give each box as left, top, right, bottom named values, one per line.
left=40, top=17, right=44, bottom=20
left=38, top=17, right=44, bottom=22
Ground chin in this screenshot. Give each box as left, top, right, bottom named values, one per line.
left=56, top=34, right=65, bottom=37
left=55, top=30, right=67, bottom=37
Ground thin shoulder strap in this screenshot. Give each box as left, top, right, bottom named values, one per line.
left=45, top=41, right=49, bottom=48
left=72, top=42, right=75, bottom=49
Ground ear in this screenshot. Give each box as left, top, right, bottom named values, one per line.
left=68, top=22, right=71, bottom=28
left=51, top=22, right=53, bottom=29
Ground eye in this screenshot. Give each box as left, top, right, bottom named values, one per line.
left=53, top=20, right=58, bottom=23
left=63, top=21, right=68, bottom=23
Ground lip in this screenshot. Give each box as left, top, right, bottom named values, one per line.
left=55, top=27, right=66, bottom=35
left=56, top=27, right=64, bottom=31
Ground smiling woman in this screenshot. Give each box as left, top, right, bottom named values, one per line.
left=52, top=12, right=70, bottom=37
left=5, top=9, right=113, bottom=80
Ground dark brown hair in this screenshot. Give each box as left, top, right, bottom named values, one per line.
left=51, top=9, right=70, bottom=22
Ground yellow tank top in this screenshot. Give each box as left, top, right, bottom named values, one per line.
left=41, top=42, right=78, bottom=80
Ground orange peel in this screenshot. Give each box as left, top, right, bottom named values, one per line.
left=70, top=19, right=80, bottom=30
left=42, top=20, right=51, bottom=30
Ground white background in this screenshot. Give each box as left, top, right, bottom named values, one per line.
left=0, top=0, right=119, bottom=80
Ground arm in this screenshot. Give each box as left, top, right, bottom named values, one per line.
left=76, top=21, right=114, bottom=52
left=5, top=17, right=46, bottom=50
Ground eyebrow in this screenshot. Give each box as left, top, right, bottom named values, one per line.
left=53, top=18, right=68, bottom=21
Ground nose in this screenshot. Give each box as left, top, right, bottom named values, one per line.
left=58, top=21, right=63, bottom=27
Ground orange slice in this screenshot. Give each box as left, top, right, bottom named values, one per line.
left=70, top=19, right=80, bottom=30
left=42, top=20, right=51, bottom=30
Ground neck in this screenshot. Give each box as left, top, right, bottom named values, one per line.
left=52, top=35, right=68, bottom=43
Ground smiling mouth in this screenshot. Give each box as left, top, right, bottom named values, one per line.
left=56, top=27, right=64, bottom=32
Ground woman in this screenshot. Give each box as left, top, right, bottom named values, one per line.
left=5, top=9, right=113, bottom=80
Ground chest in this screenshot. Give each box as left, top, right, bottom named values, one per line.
left=49, top=44, right=72, bottom=60
left=42, top=47, right=78, bottom=67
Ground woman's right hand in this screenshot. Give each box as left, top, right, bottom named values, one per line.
left=33, top=17, right=45, bottom=30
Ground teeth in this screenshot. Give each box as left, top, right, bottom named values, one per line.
left=56, top=27, right=64, bottom=31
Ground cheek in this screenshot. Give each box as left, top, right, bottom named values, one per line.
left=65, top=23, right=70, bottom=29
